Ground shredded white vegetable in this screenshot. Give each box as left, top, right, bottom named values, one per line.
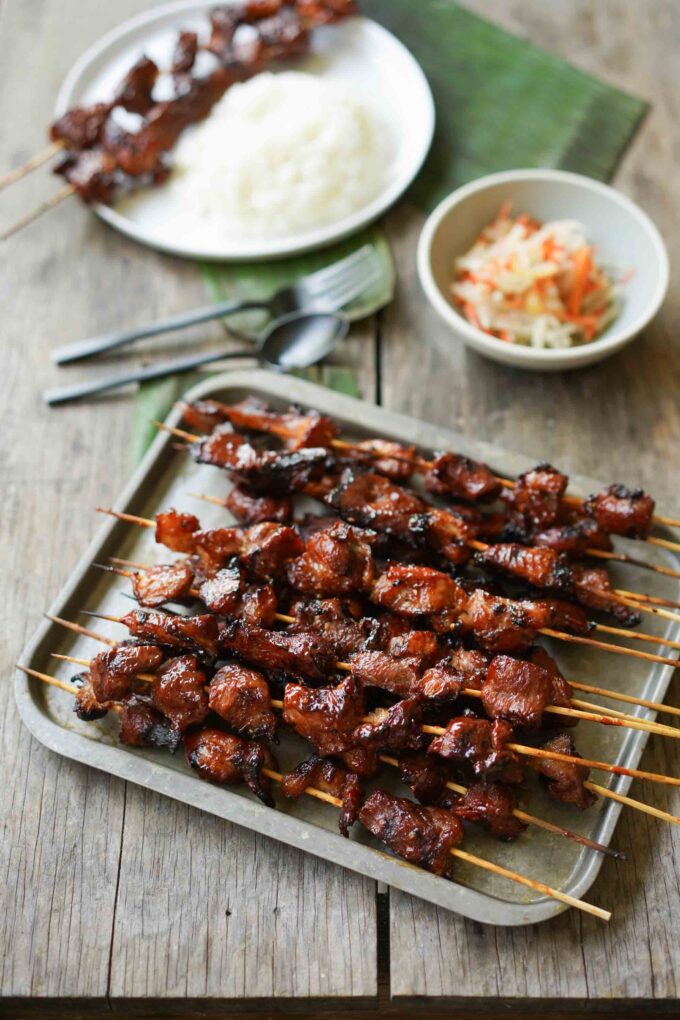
left=451, top=206, right=619, bottom=348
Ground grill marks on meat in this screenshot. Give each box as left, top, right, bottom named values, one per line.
left=349, top=650, right=420, bottom=698
left=74, top=674, right=109, bottom=721
left=414, top=661, right=465, bottom=702
left=424, top=451, right=501, bottom=502
left=329, top=472, right=474, bottom=562
left=281, top=756, right=361, bottom=836
left=475, top=543, right=574, bottom=594
left=287, top=521, right=376, bottom=596
left=428, top=717, right=522, bottom=782
left=452, top=782, right=526, bottom=840
left=533, top=734, right=596, bottom=810
left=224, top=621, right=336, bottom=681
left=359, top=791, right=463, bottom=875
left=584, top=484, right=655, bottom=538
left=372, top=564, right=465, bottom=624
left=184, top=727, right=277, bottom=806
left=283, top=676, right=364, bottom=756
left=119, top=693, right=182, bottom=751
left=121, top=609, right=220, bottom=657
left=481, top=655, right=553, bottom=730
left=189, top=426, right=330, bottom=495
left=132, top=562, right=195, bottom=607
left=289, top=598, right=379, bottom=660
left=240, top=522, right=304, bottom=579
left=225, top=484, right=292, bottom=525
left=89, top=644, right=164, bottom=701
left=534, top=516, right=612, bottom=556
left=208, top=664, right=277, bottom=740
left=353, top=698, right=426, bottom=752
left=329, top=472, right=424, bottom=536
left=474, top=542, right=635, bottom=626
left=507, top=464, right=568, bottom=530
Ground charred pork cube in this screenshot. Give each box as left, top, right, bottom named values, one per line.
left=184, top=727, right=277, bottom=806
left=533, top=733, right=596, bottom=810
left=359, top=790, right=463, bottom=875
left=89, top=643, right=164, bottom=702
left=281, top=756, right=361, bottom=836
left=283, top=676, right=365, bottom=756
left=584, top=484, right=655, bottom=538
left=208, top=663, right=277, bottom=740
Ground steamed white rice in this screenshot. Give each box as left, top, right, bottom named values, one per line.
left=168, top=71, right=390, bottom=240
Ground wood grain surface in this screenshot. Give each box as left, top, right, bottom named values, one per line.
left=0, top=0, right=678, bottom=1016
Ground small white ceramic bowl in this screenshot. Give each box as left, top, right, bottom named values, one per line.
left=417, top=169, right=669, bottom=370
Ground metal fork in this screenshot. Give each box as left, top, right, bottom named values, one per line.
left=52, top=244, right=378, bottom=365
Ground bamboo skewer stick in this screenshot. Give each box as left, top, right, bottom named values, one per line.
left=615, top=589, right=680, bottom=611
left=16, top=663, right=611, bottom=919
left=0, top=140, right=64, bottom=190
left=95, top=505, right=680, bottom=670
left=0, top=184, right=74, bottom=242
left=593, top=622, right=680, bottom=651
left=586, top=547, right=680, bottom=581
left=585, top=781, right=680, bottom=827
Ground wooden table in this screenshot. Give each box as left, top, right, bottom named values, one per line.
left=1, top=1, right=679, bottom=1016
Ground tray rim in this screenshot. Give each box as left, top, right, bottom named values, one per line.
left=16, top=368, right=680, bottom=926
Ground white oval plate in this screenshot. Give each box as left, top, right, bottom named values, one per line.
left=56, top=2, right=435, bottom=261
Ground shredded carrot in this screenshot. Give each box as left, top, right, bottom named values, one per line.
left=568, top=246, right=592, bottom=316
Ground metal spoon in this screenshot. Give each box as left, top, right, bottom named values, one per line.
left=43, top=310, right=349, bottom=406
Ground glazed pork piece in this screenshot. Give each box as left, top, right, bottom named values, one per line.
left=423, top=451, right=501, bottom=502
left=171, top=30, right=199, bottom=76
left=239, top=522, right=304, bottom=579
left=281, top=756, right=361, bottom=836
left=50, top=102, right=112, bottom=149
left=155, top=508, right=201, bottom=554
left=480, top=655, right=554, bottom=730
left=451, top=781, right=527, bottom=840
left=89, top=643, right=164, bottom=701
left=197, top=563, right=244, bottom=615
left=151, top=655, right=209, bottom=731
left=398, top=752, right=451, bottom=805
left=428, top=717, right=523, bottom=783
left=533, top=516, right=613, bottom=556
left=121, top=609, right=221, bottom=657
left=118, top=692, right=182, bottom=752
left=283, top=676, right=365, bottom=756
left=352, top=697, right=427, bottom=752
left=371, top=564, right=466, bottom=626
left=350, top=438, right=417, bottom=481
left=223, top=620, right=337, bottom=681
left=505, top=464, right=569, bottom=530
left=225, top=484, right=293, bottom=525
left=215, top=397, right=340, bottom=450
left=533, top=733, right=596, bottom=809
left=114, top=55, right=159, bottom=115
left=74, top=674, right=109, bottom=721
left=288, top=598, right=381, bottom=660
left=349, top=650, right=421, bottom=698
left=328, top=472, right=475, bottom=562
left=287, top=521, right=376, bottom=596
left=208, top=663, right=278, bottom=740
left=184, top=727, right=277, bottom=806
left=359, top=790, right=463, bottom=876
left=132, top=562, right=195, bottom=608
left=584, top=484, right=655, bottom=538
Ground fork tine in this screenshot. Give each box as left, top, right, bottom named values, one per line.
left=298, top=245, right=375, bottom=297
left=312, top=261, right=383, bottom=311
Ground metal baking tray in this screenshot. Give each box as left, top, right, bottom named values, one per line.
left=16, top=369, right=680, bottom=925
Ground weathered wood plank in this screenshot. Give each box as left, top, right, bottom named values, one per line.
left=0, top=0, right=377, bottom=1004
left=383, top=0, right=680, bottom=1002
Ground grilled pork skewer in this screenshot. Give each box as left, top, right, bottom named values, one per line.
left=179, top=397, right=680, bottom=532
left=96, top=506, right=680, bottom=670
left=38, top=624, right=680, bottom=832
left=16, top=663, right=615, bottom=916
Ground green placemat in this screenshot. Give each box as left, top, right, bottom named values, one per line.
left=133, top=3, right=647, bottom=460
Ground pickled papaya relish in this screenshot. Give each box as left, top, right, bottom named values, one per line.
left=451, top=204, right=620, bottom=348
